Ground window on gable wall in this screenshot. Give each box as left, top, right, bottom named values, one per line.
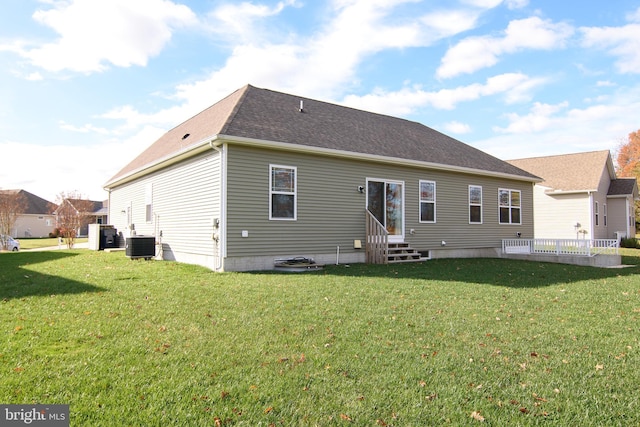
left=419, top=180, right=436, bottom=223
left=270, top=165, right=297, bottom=220
left=469, top=185, right=482, bottom=224
left=498, top=189, right=521, bottom=224
left=595, top=201, right=599, bottom=226
left=603, top=204, right=607, bottom=226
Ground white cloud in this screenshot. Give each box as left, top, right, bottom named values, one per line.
left=206, top=0, right=300, bottom=42
left=494, top=101, right=569, bottom=134
left=505, top=0, right=529, bottom=9
left=0, top=126, right=165, bottom=202
left=442, top=121, right=472, bottom=134
left=104, top=0, right=499, bottom=129
left=580, top=22, right=640, bottom=74
left=21, top=0, right=197, bottom=73
left=596, top=80, right=616, bottom=87
left=437, top=16, right=574, bottom=78
left=340, top=73, right=547, bottom=115
left=25, top=72, right=43, bottom=81
left=479, top=86, right=640, bottom=159
left=627, top=7, right=640, bottom=23
left=58, top=121, right=110, bottom=135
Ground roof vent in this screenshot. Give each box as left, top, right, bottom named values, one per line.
left=182, top=133, right=190, bottom=140
left=299, top=100, right=304, bottom=113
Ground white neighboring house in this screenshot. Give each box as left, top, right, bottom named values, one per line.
left=0, top=189, right=57, bottom=238
left=508, top=150, right=638, bottom=240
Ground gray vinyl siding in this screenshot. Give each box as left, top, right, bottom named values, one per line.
left=225, top=145, right=533, bottom=257
left=109, top=152, right=221, bottom=256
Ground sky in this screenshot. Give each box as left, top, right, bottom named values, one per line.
left=1, top=0, right=639, bottom=203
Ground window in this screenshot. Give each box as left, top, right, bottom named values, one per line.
left=145, top=183, right=153, bottom=222
left=498, top=189, right=521, bottom=224
left=419, top=180, right=436, bottom=223
left=270, top=165, right=296, bottom=220
left=469, top=185, right=482, bottom=224
left=594, top=202, right=599, bottom=226
left=604, top=204, right=607, bottom=226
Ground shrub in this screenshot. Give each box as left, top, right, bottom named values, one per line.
left=620, top=237, right=640, bottom=248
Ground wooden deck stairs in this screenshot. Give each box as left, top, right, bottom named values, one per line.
left=387, top=242, right=429, bottom=264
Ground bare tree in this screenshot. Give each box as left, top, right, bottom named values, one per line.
left=0, top=190, right=27, bottom=250
left=55, top=191, right=96, bottom=249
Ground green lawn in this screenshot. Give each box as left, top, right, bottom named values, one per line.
left=17, top=238, right=88, bottom=250
left=1, top=250, right=640, bottom=425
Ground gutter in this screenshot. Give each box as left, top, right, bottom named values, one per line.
left=544, top=189, right=596, bottom=195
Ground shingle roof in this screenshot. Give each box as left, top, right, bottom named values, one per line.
left=65, top=199, right=107, bottom=215
left=0, top=189, right=56, bottom=214
left=608, top=178, right=638, bottom=196
left=507, top=150, right=613, bottom=192
left=106, top=85, right=538, bottom=186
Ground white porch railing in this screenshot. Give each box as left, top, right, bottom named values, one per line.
left=502, top=239, right=618, bottom=257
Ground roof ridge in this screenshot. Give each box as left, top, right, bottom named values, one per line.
left=219, top=84, right=253, bottom=135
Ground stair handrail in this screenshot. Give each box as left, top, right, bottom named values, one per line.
left=365, top=209, right=388, bottom=264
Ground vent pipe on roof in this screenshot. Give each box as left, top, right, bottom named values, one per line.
left=299, top=100, right=304, bottom=113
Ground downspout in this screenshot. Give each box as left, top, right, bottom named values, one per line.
left=210, top=139, right=225, bottom=271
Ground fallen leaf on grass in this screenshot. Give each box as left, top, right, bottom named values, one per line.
left=595, top=364, right=604, bottom=371
left=340, top=413, right=352, bottom=421
left=470, top=411, right=485, bottom=422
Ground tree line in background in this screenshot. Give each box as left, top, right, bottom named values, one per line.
left=0, top=190, right=94, bottom=250
left=616, top=129, right=640, bottom=230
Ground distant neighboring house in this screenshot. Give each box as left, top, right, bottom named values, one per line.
left=508, top=150, right=638, bottom=240
left=55, top=199, right=109, bottom=237
left=104, top=84, right=539, bottom=272
left=0, top=189, right=57, bottom=238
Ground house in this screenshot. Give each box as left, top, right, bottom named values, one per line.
left=0, top=189, right=57, bottom=238
left=104, top=85, right=539, bottom=272
left=508, top=150, right=638, bottom=240
left=54, top=199, right=109, bottom=237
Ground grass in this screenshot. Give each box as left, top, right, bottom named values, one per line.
left=1, top=250, right=640, bottom=425
left=17, top=238, right=88, bottom=250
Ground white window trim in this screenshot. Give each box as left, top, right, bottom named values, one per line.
left=269, top=164, right=297, bottom=221
left=594, top=201, right=599, bottom=226
left=419, top=180, right=436, bottom=223
left=498, top=188, right=522, bottom=225
left=469, top=185, right=483, bottom=224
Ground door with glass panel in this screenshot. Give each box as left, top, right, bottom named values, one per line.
left=367, top=179, right=404, bottom=243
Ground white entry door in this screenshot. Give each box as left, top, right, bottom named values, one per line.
left=367, top=179, right=404, bottom=243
